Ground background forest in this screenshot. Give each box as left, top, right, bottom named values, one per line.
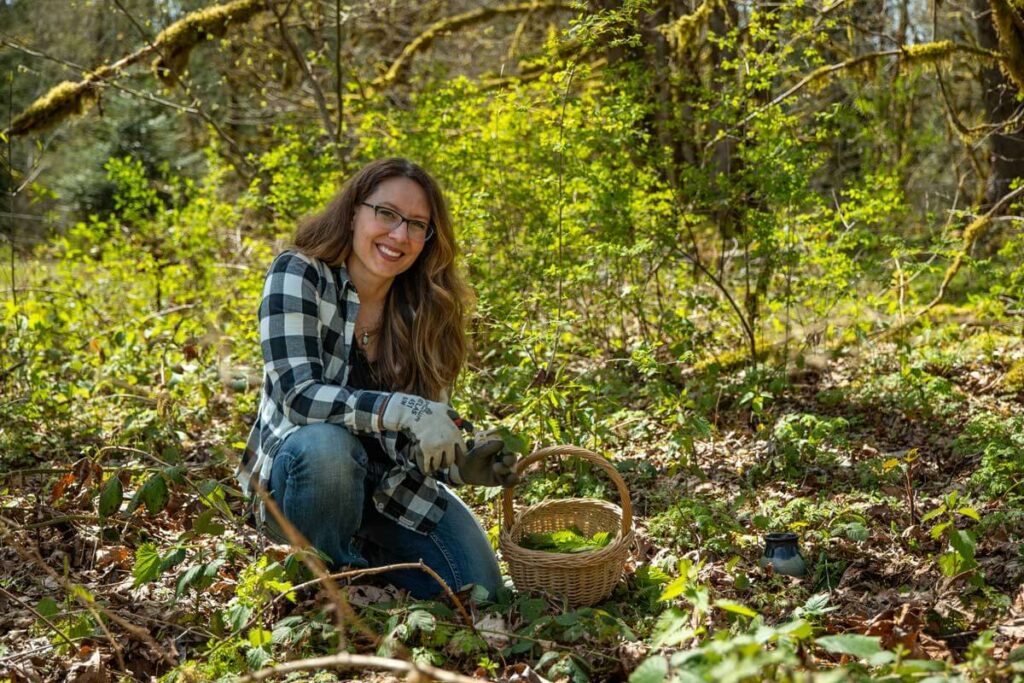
left=2, top=0, right=1024, bottom=681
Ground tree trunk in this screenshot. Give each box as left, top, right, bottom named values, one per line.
left=977, top=0, right=1024, bottom=211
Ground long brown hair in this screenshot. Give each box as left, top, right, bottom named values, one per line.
left=293, top=157, right=472, bottom=401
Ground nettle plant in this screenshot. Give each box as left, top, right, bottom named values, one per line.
left=919, top=490, right=983, bottom=585
left=768, top=412, right=850, bottom=473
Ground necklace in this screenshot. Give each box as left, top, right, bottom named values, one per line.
left=357, top=307, right=382, bottom=348
left=358, top=324, right=379, bottom=348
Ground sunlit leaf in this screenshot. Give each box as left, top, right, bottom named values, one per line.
left=132, top=542, right=161, bottom=587
left=956, top=507, right=981, bottom=522
left=247, top=628, right=272, bottom=648
left=98, top=475, right=123, bottom=517
left=715, top=599, right=758, bottom=618
left=816, top=633, right=884, bottom=658
left=629, top=655, right=668, bottom=683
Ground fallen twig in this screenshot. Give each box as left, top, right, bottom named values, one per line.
left=0, top=585, right=77, bottom=650
left=254, top=561, right=475, bottom=630
left=236, top=651, right=487, bottom=683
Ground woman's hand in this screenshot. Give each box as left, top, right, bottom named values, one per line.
left=453, top=439, right=520, bottom=487
left=381, top=393, right=466, bottom=473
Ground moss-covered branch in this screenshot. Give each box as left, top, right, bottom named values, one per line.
left=743, top=41, right=1002, bottom=125
left=5, top=0, right=267, bottom=137
left=151, top=0, right=265, bottom=86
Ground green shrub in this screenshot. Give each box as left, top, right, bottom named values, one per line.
left=769, top=412, right=850, bottom=471
left=955, top=414, right=1024, bottom=499
left=647, top=496, right=743, bottom=557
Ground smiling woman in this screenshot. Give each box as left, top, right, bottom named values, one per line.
left=235, top=158, right=519, bottom=599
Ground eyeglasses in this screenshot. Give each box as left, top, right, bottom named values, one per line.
left=360, top=202, right=434, bottom=242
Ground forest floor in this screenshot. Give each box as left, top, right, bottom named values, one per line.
left=2, top=320, right=1023, bottom=682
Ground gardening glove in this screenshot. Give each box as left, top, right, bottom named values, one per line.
left=381, top=393, right=466, bottom=474
left=451, top=438, right=521, bottom=487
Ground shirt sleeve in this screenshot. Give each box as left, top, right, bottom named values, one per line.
left=260, top=251, right=390, bottom=433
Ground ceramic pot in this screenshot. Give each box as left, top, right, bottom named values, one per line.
left=758, top=532, right=806, bottom=577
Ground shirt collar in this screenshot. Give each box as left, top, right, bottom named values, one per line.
left=332, top=262, right=357, bottom=294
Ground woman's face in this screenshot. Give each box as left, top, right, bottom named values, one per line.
left=348, top=176, right=430, bottom=286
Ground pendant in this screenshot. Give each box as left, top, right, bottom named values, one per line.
left=361, top=330, right=370, bottom=347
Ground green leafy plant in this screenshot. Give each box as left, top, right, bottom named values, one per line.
left=768, top=412, right=850, bottom=472
left=519, top=526, right=612, bottom=553
left=920, top=490, right=983, bottom=584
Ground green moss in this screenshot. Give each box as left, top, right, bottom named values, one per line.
left=990, top=0, right=1024, bottom=91
left=693, top=347, right=749, bottom=374
left=928, top=303, right=975, bottom=320
left=961, top=331, right=1016, bottom=359
left=152, top=0, right=265, bottom=85
left=659, top=0, right=719, bottom=60
left=902, top=39, right=956, bottom=64
left=7, top=0, right=267, bottom=136
left=1005, top=359, right=1024, bottom=391
left=8, top=80, right=100, bottom=135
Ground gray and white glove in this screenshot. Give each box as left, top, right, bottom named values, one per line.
left=451, top=438, right=521, bottom=487
left=381, top=393, right=466, bottom=474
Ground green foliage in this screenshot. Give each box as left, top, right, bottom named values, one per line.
left=853, top=363, right=966, bottom=420
left=5, top=1, right=1024, bottom=680
left=519, top=526, right=612, bottom=553
left=1, top=151, right=266, bottom=469
left=955, top=413, right=1024, bottom=499
left=240, top=125, right=345, bottom=224
left=132, top=542, right=186, bottom=587
left=920, top=490, right=984, bottom=585
left=767, top=412, right=849, bottom=472
left=647, top=497, right=742, bottom=556
left=235, top=556, right=294, bottom=610
left=97, top=474, right=123, bottom=517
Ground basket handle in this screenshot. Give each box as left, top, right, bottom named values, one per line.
left=501, top=445, right=633, bottom=538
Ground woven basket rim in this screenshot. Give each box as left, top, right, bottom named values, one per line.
left=500, top=497, right=634, bottom=562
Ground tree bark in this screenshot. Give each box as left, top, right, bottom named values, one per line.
left=977, top=0, right=1024, bottom=212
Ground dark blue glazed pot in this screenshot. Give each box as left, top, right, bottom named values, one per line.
left=758, top=532, right=807, bottom=577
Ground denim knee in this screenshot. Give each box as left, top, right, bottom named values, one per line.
left=265, top=423, right=370, bottom=564
left=273, top=423, right=368, bottom=487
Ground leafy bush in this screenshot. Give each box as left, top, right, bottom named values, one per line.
left=768, top=412, right=850, bottom=471
left=955, top=413, right=1024, bottom=499
left=647, top=496, right=743, bottom=557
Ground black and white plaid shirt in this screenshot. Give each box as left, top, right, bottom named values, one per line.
left=237, top=250, right=453, bottom=534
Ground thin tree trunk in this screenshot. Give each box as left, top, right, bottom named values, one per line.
left=976, top=0, right=1024, bottom=212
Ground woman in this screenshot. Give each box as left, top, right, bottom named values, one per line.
left=237, top=158, right=518, bottom=599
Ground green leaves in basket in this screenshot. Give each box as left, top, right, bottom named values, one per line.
left=519, top=526, right=613, bottom=553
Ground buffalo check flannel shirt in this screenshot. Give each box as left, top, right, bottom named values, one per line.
left=237, top=249, right=454, bottom=534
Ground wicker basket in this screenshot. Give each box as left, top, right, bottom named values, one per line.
left=499, top=445, right=634, bottom=606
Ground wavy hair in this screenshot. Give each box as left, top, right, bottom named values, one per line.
left=292, top=158, right=472, bottom=401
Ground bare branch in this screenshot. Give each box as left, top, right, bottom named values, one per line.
left=374, top=0, right=577, bottom=90
left=110, top=0, right=253, bottom=179
left=740, top=41, right=1003, bottom=127
left=0, top=36, right=198, bottom=116
left=265, top=0, right=338, bottom=143
left=254, top=485, right=358, bottom=650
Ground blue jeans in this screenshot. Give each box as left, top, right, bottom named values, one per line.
left=266, top=423, right=501, bottom=600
